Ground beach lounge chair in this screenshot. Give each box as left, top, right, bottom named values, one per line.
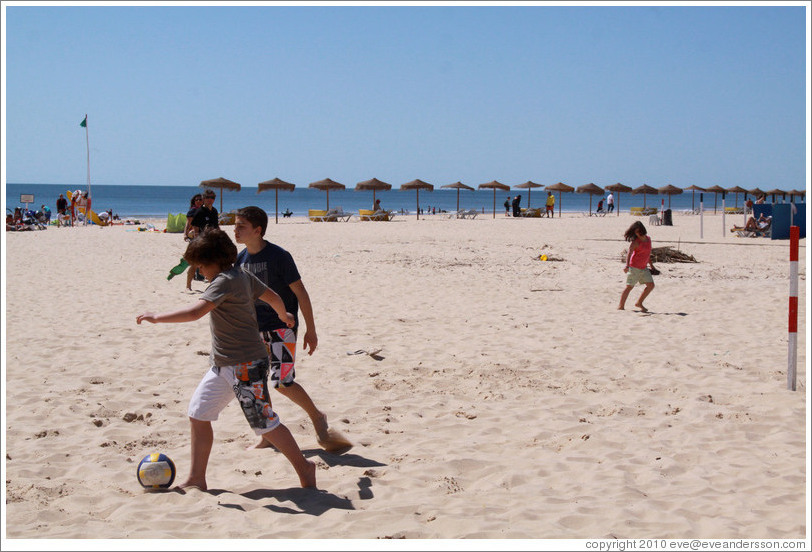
left=359, top=209, right=394, bottom=221
left=308, top=209, right=329, bottom=222
left=325, top=207, right=354, bottom=222
left=731, top=218, right=771, bottom=238
left=455, top=208, right=479, bottom=219
left=630, top=207, right=658, bottom=217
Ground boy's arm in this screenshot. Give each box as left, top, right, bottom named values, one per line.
left=289, top=280, right=318, bottom=355
left=258, top=289, right=295, bottom=328
left=137, top=299, right=215, bottom=324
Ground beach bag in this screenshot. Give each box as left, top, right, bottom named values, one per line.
left=166, top=212, right=187, bottom=233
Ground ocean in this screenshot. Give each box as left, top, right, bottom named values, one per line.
left=4, top=182, right=780, bottom=219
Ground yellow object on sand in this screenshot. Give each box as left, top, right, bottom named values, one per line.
left=540, top=254, right=548, bottom=261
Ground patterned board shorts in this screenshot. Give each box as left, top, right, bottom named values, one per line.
left=261, top=328, right=297, bottom=388
left=187, top=357, right=281, bottom=434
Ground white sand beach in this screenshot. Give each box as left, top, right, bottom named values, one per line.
left=3, top=211, right=808, bottom=544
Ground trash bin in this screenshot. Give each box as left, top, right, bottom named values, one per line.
left=663, top=209, right=673, bottom=226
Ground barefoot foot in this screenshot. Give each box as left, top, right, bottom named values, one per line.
left=178, top=477, right=207, bottom=492
left=299, top=460, right=317, bottom=488
left=318, top=428, right=353, bottom=453
left=247, top=438, right=277, bottom=451
left=634, top=303, right=648, bottom=312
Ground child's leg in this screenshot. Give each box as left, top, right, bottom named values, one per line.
left=276, top=383, right=329, bottom=440
left=185, top=263, right=195, bottom=290
left=635, top=282, right=655, bottom=311
left=261, top=424, right=317, bottom=488
left=618, top=285, right=634, bottom=310
left=180, top=418, right=213, bottom=490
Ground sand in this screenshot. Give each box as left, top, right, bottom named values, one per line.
left=2, top=210, right=808, bottom=544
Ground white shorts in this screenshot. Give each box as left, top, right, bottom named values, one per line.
left=187, top=358, right=281, bottom=435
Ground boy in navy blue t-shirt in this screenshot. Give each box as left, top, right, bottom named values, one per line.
left=234, top=206, right=351, bottom=453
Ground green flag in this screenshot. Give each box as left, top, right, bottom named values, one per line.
left=80, top=116, right=87, bottom=128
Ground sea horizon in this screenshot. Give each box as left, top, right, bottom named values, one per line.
left=5, top=182, right=805, bottom=219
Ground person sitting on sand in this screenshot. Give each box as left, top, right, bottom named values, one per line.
left=136, top=228, right=316, bottom=491
left=618, top=221, right=656, bottom=312
left=234, top=206, right=352, bottom=453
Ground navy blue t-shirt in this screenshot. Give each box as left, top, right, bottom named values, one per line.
left=236, top=241, right=301, bottom=332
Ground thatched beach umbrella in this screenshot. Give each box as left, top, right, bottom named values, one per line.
left=200, top=177, right=241, bottom=213
left=258, top=178, right=296, bottom=224
left=788, top=189, right=807, bottom=203
left=632, top=184, right=658, bottom=209
left=308, top=178, right=345, bottom=210
left=477, top=181, right=511, bottom=218
left=605, top=183, right=632, bottom=216
left=725, top=186, right=747, bottom=208
left=441, top=181, right=474, bottom=212
left=355, top=178, right=392, bottom=209
left=514, top=181, right=544, bottom=209
left=703, top=185, right=727, bottom=213
left=400, top=179, right=434, bottom=220
left=765, top=188, right=786, bottom=203
left=683, top=185, right=706, bottom=212
left=747, top=187, right=766, bottom=204
left=545, top=182, right=574, bottom=218
left=575, top=183, right=605, bottom=215
left=657, top=184, right=683, bottom=209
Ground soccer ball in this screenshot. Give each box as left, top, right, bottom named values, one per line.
left=137, top=453, right=176, bottom=489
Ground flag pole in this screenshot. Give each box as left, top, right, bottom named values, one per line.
left=84, top=114, right=91, bottom=225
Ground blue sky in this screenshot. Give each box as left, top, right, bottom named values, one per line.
left=2, top=2, right=809, bottom=189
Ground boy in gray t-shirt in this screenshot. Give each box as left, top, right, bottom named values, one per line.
left=137, top=229, right=316, bottom=490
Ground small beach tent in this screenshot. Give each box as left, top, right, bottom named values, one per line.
left=545, top=182, right=575, bottom=218
left=258, top=178, right=296, bottom=224
left=575, top=183, right=605, bottom=215
left=400, top=179, right=434, bottom=220
left=725, top=186, right=747, bottom=208
left=704, top=185, right=726, bottom=214
left=683, top=185, right=706, bottom=212
left=200, top=177, right=241, bottom=213
left=355, top=178, right=392, bottom=210
left=765, top=188, right=787, bottom=203
left=604, top=183, right=632, bottom=216
left=657, top=184, right=683, bottom=209
left=308, top=178, right=346, bottom=210
left=441, top=182, right=475, bottom=213
left=477, top=181, right=511, bottom=218
left=514, top=181, right=544, bottom=209
left=631, top=184, right=658, bottom=209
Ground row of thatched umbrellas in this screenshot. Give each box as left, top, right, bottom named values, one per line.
left=200, top=177, right=806, bottom=223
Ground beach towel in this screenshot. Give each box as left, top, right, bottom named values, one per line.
left=167, top=258, right=189, bottom=280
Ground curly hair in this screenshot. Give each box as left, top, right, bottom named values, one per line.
left=183, top=228, right=237, bottom=271
left=624, top=221, right=647, bottom=242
